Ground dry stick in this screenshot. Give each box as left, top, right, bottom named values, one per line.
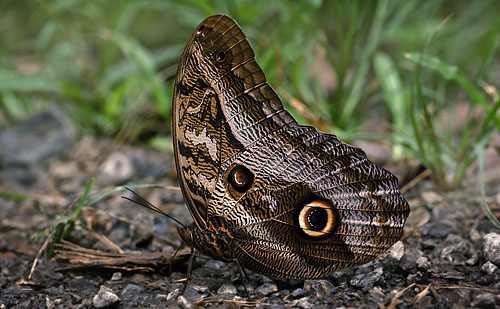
left=412, top=283, right=431, bottom=304
left=385, top=283, right=417, bottom=309
left=194, top=296, right=265, bottom=307
left=54, top=240, right=190, bottom=272
left=28, top=236, right=51, bottom=280
left=433, top=284, right=497, bottom=293
left=400, top=169, right=432, bottom=194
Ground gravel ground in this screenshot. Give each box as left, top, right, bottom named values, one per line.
left=1, top=108, right=500, bottom=308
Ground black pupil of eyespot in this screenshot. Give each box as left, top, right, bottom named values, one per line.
left=307, top=208, right=328, bottom=231
left=230, top=166, right=253, bottom=192
left=216, top=51, right=225, bottom=62
left=197, top=25, right=205, bottom=33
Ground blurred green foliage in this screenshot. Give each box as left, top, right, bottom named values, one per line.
left=1, top=0, right=499, bottom=189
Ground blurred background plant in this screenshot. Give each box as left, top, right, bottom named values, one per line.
left=1, top=0, right=499, bottom=190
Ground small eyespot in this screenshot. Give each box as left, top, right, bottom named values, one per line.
left=216, top=51, right=226, bottom=62
left=298, top=200, right=336, bottom=238
left=197, top=25, right=206, bottom=33
left=229, top=165, right=253, bottom=193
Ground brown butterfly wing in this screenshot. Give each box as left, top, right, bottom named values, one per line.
left=173, top=14, right=296, bottom=229
left=173, top=14, right=410, bottom=279
left=210, top=125, right=408, bottom=278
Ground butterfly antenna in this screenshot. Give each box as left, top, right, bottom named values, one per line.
left=121, top=187, right=186, bottom=228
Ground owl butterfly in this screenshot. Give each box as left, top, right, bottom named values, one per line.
left=172, top=14, right=409, bottom=279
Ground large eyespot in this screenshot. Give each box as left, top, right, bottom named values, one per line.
left=229, top=165, right=253, bottom=193
left=216, top=50, right=226, bottom=62
left=298, top=200, right=336, bottom=238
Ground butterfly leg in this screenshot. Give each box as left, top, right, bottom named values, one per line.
left=168, top=242, right=185, bottom=282
left=180, top=247, right=196, bottom=294
left=233, top=258, right=249, bottom=296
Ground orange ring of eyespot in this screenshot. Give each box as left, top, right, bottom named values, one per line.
left=298, top=200, right=336, bottom=237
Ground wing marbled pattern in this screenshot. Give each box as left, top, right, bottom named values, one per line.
left=173, top=14, right=410, bottom=279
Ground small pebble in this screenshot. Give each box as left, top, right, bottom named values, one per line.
left=121, top=284, right=144, bottom=296
left=291, top=288, right=305, bottom=298
left=99, top=151, right=135, bottom=185
left=350, top=267, right=383, bottom=288
left=255, top=282, right=278, bottom=297
left=295, top=297, right=313, bottom=309
left=111, top=272, right=122, bottom=281
left=217, top=283, right=238, bottom=295
left=304, top=279, right=334, bottom=299
left=481, top=261, right=499, bottom=274
left=416, top=256, right=431, bottom=269
left=483, top=233, right=500, bottom=265
left=167, top=289, right=180, bottom=301
left=92, top=286, right=120, bottom=308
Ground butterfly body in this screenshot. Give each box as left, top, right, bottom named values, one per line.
left=173, top=14, right=410, bottom=279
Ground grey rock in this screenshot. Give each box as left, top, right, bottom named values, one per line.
left=166, top=289, right=180, bottom=301
left=466, top=253, right=479, bottom=266
left=416, top=256, right=431, bottom=270
left=483, top=233, right=500, bottom=265
left=440, top=238, right=472, bottom=265
left=330, top=267, right=355, bottom=283
left=217, top=283, right=237, bottom=295
left=295, top=297, right=313, bottom=309
left=350, top=267, right=383, bottom=289
left=365, top=286, right=385, bottom=306
left=382, top=241, right=404, bottom=271
left=471, top=293, right=497, bottom=309
left=92, top=286, right=120, bottom=308
left=291, top=288, right=306, bottom=298
left=388, top=241, right=405, bottom=261
left=67, top=278, right=97, bottom=293
left=470, top=226, right=482, bottom=241
left=0, top=106, right=73, bottom=166
left=303, top=279, right=334, bottom=299
left=183, top=284, right=209, bottom=302
left=121, top=284, right=144, bottom=296
left=400, top=248, right=423, bottom=272
left=421, top=222, right=457, bottom=239
left=481, top=261, right=499, bottom=274
left=279, top=289, right=290, bottom=297
left=99, top=151, right=135, bottom=185
left=110, top=272, right=122, bottom=281
left=255, top=282, right=278, bottom=297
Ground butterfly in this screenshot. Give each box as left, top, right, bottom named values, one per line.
left=172, top=14, right=409, bottom=279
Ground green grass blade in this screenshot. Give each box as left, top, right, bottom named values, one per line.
left=47, top=178, right=95, bottom=259
left=339, top=0, right=388, bottom=127
left=404, top=53, right=489, bottom=109
left=0, top=191, right=29, bottom=202
left=475, top=145, right=500, bottom=229
left=0, top=70, right=60, bottom=93
left=374, top=52, right=406, bottom=159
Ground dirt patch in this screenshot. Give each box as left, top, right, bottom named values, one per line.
left=1, top=112, right=500, bottom=308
